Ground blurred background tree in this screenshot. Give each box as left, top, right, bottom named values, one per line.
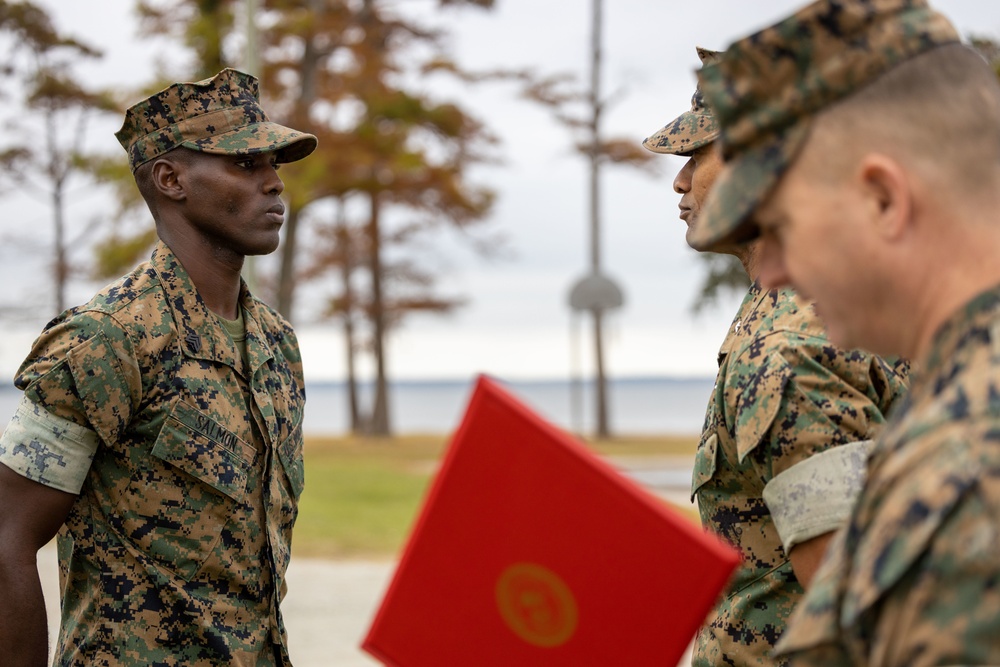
left=0, top=0, right=117, bottom=315
left=93, top=0, right=508, bottom=436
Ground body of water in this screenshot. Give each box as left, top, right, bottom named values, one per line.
left=306, top=376, right=714, bottom=435
left=0, top=376, right=715, bottom=436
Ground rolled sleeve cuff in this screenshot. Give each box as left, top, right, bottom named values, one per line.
left=0, top=395, right=99, bottom=494
left=762, top=440, right=873, bottom=553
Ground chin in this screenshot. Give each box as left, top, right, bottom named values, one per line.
left=244, top=236, right=281, bottom=257
left=684, top=224, right=701, bottom=250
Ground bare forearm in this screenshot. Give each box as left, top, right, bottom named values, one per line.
left=788, top=531, right=834, bottom=589
left=0, top=464, right=77, bottom=666
left=0, top=561, right=50, bottom=666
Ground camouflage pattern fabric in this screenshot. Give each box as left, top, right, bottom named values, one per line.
left=6, top=242, right=305, bottom=666
left=642, top=47, right=721, bottom=156
left=776, top=284, right=1000, bottom=666
left=692, top=282, right=908, bottom=667
left=688, top=0, right=959, bottom=252
left=115, top=68, right=317, bottom=172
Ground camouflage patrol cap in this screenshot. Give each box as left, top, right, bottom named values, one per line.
left=642, top=47, right=722, bottom=156
left=115, top=68, right=318, bottom=172
left=689, top=0, right=960, bottom=251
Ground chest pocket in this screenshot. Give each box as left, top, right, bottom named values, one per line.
left=117, top=400, right=255, bottom=581
left=277, top=420, right=304, bottom=500
left=691, top=431, right=719, bottom=502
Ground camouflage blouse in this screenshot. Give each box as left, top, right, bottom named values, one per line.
left=777, top=284, right=1000, bottom=666
left=692, top=283, right=908, bottom=667
left=0, top=242, right=305, bottom=666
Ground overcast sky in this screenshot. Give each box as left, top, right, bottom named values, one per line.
left=1, top=0, right=996, bottom=384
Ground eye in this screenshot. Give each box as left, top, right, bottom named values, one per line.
left=235, top=158, right=255, bottom=169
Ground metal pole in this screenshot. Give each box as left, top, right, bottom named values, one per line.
left=589, top=0, right=610, bottom=439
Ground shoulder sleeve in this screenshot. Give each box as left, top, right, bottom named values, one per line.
left=733, top=337, right=897, bottom=478
left=729, top=337, right=902, bottom=549
left=14, top=311, right=142, bottom=448
left=763, top=440, right=873, bottom=551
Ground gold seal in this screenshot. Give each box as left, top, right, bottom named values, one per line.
left=495, top=562, right=579, bottom=648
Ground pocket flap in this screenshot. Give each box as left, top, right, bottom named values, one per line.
left=277, top=421, right=304, bottom=499
left=733, top=351, right=793, bottom=463
left=152, top=401, right=252, bottom=501
left=691, top=432, right=719, bottom=501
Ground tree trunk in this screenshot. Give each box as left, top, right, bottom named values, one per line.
left=367, top=190, right=391, bottom=436
left=335, top=205, right=362, bottom=434
left=343, top=310, right=361, bottom=434
left=276, top=204, right=301, bottom=318
left=274, top=0, right=322, bottom=319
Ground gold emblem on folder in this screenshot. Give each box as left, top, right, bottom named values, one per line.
left=496, top=562, right=578, bottom=648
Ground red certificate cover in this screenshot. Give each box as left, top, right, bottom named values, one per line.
left=362, top=375, right=739, bottom=666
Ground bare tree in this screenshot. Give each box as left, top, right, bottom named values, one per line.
left=0, top=0, right=116, bottom=315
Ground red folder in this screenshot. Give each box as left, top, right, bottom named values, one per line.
left=362, top=375, right=739, bottom=666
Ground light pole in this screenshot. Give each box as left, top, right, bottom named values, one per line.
left=566, top=0, right=624, bottom=440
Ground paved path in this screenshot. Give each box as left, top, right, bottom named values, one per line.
left=37, top=456, right=696, bottom=666
left=38, top=545, right=392, bottom=666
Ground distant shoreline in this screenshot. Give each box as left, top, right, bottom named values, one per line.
left=0, top=375, right=715, bottom=437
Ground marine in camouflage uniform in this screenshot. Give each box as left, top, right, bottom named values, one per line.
left=0, top=69, right=317, bottom=665
left=642, top=48, right=908, bottom=667
left=691, top=0, right=1000, bottom=664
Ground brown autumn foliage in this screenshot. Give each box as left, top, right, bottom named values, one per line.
left=100, top=0, right=505, bottom=435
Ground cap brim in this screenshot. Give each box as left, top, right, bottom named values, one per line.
left=688, top=122, right=810, bottom=252
left=183, top=120, right=318, bottom=164
left=642, top=110, right=719, bottom=156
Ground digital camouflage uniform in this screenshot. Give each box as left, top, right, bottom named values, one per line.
left=643, top=47, right=909, bottom=666
left=0, top=69, right=316, bottom=665
left=690, top=283, right=906, bottom=667
left=0, top=243, right=305, bottom=665
left=685, top=1, right=1000, bottom=665
left=777, top=284, right=1000, bottom=666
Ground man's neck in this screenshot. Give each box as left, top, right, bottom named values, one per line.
left=738, top=243, right=760, bottom=284
left=157, top=228, right=244, bottom=319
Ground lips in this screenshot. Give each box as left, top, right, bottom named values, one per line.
left=265, top=202, right=285, bottom=224
left=678, top=207, right=692, bottom=225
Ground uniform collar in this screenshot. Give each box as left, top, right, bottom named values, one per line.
left=920, top=283, right=1000, bottom=381
left=151, top=241, right=273, bottom=376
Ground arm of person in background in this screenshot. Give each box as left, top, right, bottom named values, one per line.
left=763, top=439, right=875, bottom=591
left=0, top=462, right=77, bottom=667
left=787, top=532, right=834, bottom=588
left=739, top=327, right=906, bottom=592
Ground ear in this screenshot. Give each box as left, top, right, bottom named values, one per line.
left=150, top=157, right=186, bottom=202
left=857, top=154, right=913, bottom=242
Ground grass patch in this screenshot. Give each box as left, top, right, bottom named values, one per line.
left=293, top=432, right=698, bottom=559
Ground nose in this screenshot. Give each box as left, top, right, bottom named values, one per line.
left=757, top=234, right=791, bottom=290
left=264, top=163, right=284, bottom=196
left=673, top=157, right=694, bottom=194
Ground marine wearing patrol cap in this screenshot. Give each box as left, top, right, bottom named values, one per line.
left=689, top=0, right=959, bottom=252
left=642, top=47, right=721, bottom=156
left=116, top=68, right=318, bottom=172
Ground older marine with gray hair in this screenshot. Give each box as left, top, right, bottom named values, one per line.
left=697, top=0, right=1000, bottom=664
